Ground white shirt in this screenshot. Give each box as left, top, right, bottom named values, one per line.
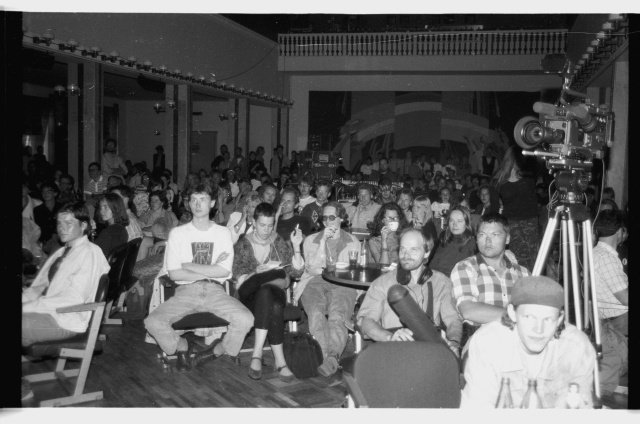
left=298, top=195, right=316, bottom=212
left=23, top=235, right=110, bottom=332
left=226, top=212, right=255, bottom=244
left=164, top=221, right=234, bottom=285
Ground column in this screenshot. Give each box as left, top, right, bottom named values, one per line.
left=237, top=98, right=249, bottom=159
left=82, top=62, right=103, bottom=185
left=67, top=62, right=80, bottom=186
left=175, top=84, right=191, bottom=189
left=608, top=55, right=628, bottom=208
left=165, top=84, right=177, bottom=184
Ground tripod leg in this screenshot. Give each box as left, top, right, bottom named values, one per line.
left=566, top=219, right=582, bottom=330
left=582, top=225, right=591, bottom=330
left=532, top=209, right=560, bottom=276
left=583, top=220, right=602, bottom=402
left=561, top=221, right=571, bottom=322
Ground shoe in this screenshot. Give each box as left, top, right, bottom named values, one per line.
left=175, top=342, right=193, bottom=372
left=317, top=356, right=339, bottom=378
left=277, top=365, right=296, bottom=383
left=21, top=378, right=34, bottom=403
left=192, top=338, right=222, bottom=368
left=326, top=368, right=343, bottom=387
left=248, top=357, right=263, bottom=380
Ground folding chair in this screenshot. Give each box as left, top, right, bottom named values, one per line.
left=343, top=341, right=461, bottom=408
left=104, top=237, right=143, bottom=325
left=23, top=273, right=111, bottom=407
left=101, top=242, right=129, bottom=325
left=155, top=274, right=231, bottom=364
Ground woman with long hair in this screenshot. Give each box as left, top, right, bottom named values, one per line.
left=213, top=182, right=235, bottom=225
left=411, top=195, right=440, bottom=261
left=473, top=184, right=501, bottom=216
left=491, top=146, right=539, bottom=271
left=429, top=205, right=477, bottom=277
left=94, top=193, right=130, bottom=257
left=232, top=203, right=304, bottom=383
left=367, top=202, right=411, bottom=265
left=138, top=190, right=179, bottom=259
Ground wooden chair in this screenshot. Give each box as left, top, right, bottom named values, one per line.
left=23, top=273, right=111, bottom=407
left=104, top=237, right=143, bottom=325
left=343, top=341, right=461, bottom=408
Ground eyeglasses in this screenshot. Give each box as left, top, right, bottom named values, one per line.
left=299, top=184, right=311, bottom=189
left=322, top=215, right=338, bottom=222
left=384, top=216, right=399, bottom=222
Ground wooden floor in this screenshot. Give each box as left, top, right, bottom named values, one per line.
left=22, top=320, right=351, bottom=408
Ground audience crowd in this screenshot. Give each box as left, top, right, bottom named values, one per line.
left=21, top=139, right=628, bottom=407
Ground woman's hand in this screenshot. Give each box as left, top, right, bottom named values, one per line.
left=381, top=225, right=392, bottom=242
left=149, top=241, right=167, bottom=256
left=322, top=225, right=338, bottom=241
left=256, top=264, right=271, bottom=274
left=290, top=225, right=303, bottom=247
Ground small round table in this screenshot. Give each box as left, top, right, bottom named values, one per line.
left=322, top=264, right=384, bottom=289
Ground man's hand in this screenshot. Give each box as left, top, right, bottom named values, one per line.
left=390, top=328, right=414, bottom=342
left=149, top=241, right=167, bottom=256
left=256, top=264, right=272, bottom=274
left=446, top=339, right=461, bottom=358
left=322, top=226, right=338, bottom=241
left=291, top=225, right=303, bottom=247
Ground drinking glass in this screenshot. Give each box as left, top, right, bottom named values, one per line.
left=326, top=254, right=336, bottom=272
left=348, top=250, right=358, bottom=267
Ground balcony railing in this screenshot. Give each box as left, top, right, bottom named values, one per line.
left=279, top=29, right=567, bottom=57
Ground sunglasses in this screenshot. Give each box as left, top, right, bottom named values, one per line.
left=322, top=215, right=339, bottom=222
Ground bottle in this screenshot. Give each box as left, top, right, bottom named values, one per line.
left=520, top=379, right=544, bottom=408
left=495, top=377, right=514, bottom=408
left=359, top=240, right=369, bottom=268
left=565, top=383, right=584, bottom=409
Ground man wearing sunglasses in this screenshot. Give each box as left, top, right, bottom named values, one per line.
left=294, top=201, right=361, bottom=385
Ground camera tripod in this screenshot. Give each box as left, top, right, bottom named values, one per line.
left=531, top=202, right=603, bottom=402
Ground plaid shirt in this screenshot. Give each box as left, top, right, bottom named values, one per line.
left=83, top=175, right=107, bottom=196
left=593, top=241, right=628, bottom=319
left=451, top=252, right=530, bottom=325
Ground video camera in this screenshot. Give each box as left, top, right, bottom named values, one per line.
left=513, top=59, right=614, bottom=206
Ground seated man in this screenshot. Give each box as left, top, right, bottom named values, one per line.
left=592, top=210, right=628, bottom=396
left=347, top=183, right=381, bottom=229
left=275, top=188, right=312, bottom=242
left=83, top=162, right=107, bottom=218
left=301, top=179, right=331, bottom=232
left=461, top=276, right=596, bottom=408
left=23, top=202, right=110, bottom=346
left=358, top=228, right=463, bottom=355
left=297, top=175, right=317, bottom=212
left=294, top=201, right=361, bottom=384
left=144, top=183, right=253, bottom=371
left=450, top=213, right=529, bottom=349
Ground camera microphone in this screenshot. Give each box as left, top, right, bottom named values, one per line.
left=387, top=284, right=444, bottom=344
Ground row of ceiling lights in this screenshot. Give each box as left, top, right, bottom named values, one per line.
left=571, top=14, right=627, bottom=89
left=22, top=28, right=294, bottom=107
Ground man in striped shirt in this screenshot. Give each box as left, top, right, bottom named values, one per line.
left=450, top=213, right=530, bottom=350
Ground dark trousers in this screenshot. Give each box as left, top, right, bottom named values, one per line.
left=238, top=269, right=287, bottom=345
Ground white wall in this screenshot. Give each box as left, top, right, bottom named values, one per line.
left=249, top=104, right=274, bottom=167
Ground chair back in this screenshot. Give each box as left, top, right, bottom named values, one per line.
left=351, top=341, right=461, bottom=408
left=105, top=242, right=129, bottom=302
left=94, top=273, right=111, bottom=303
left=120, top=237, right=142, bottom=290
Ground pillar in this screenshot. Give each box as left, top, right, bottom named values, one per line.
left=82, top=62, right=102, bottom=186
left=175, top=84, right=191, bottom=189
left=608, top=54, right=628, bottom=208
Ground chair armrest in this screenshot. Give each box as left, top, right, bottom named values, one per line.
left=56, top=301, right=106, bottom=313
left=343, top=372, right=369, bottom=408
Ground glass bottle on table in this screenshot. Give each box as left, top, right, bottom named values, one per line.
left=495, top=377, right=514, bottom=408
left=359, top=239, right=369, bottom=268
left=565, top=383, right=586, bottom=409
left=520, top=379, right=544, bottom=408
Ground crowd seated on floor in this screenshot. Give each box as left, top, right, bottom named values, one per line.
left=21, top=142, right=627, bottom=408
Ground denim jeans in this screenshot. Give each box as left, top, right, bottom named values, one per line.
left=145, top=281, right=254, bottom=355
left=300, top=277, right=357, bottom=358
left=22, top=313, right=81, bottom=347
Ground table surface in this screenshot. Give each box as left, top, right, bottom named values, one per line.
left=322, top=264, right=385, bottom=288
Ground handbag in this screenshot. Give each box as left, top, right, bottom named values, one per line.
left=282, top=331, right=323, bottom=379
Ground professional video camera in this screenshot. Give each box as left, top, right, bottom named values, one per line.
left=513, top=60, right=614, bottom=206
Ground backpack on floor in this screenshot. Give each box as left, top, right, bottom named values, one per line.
left=283, top=331, right=323, bottom=379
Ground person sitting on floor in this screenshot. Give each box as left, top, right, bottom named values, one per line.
left=144, top=183, right=253, bottom=371
left=358, top=228, right=463, bottom=355
left=294, top=201, right=361, bottom=385
left=93, top=193, right=129, bottom=257
left=232, top=202, right=305, bottom=383
left=23, top=202, right=110, bottom=346
left=367, top=202, right=411, bottom=266
left=429, top=205, right=477, bottom=277
left=461, top=276, right=596, bottom=408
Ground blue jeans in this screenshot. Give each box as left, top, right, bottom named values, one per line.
left=301, top=277, right=357, bottom=358
left=144, top=281, right=254, bottom=356
left=22, top=313, right=81, bottom=347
